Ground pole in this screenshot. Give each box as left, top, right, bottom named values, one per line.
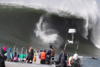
left=16, top=48, right=18, bottom=54
left=76, top=29, right=79, bottom=53
left=72, top=33, right=74, bottom=42
left=13, top=45, right=16, bottom=55
left=21, top=47, right=24, bottom=54
left=64, top=42, right=67, bottom=51
left=26, top=49, right=27, bottom=57
left=76, top=43, right=79, bottom=53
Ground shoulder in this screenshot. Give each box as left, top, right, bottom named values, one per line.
left=19, top=54, right=22, bottom=55
left=48, top=50, right=51, bottom=51
left=77, top=58, right=80, bottom=61
left=48, top=50, right=51, bottom=52
left=52, top=49, right=55, bottom=52
left=59, top=54, right=62, bottom=56
left=31, top=49, right=33, bottom=51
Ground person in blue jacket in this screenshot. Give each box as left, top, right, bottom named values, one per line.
left=46, top=45, right=53, bottom=64
left=59, top=51, right=67, bottom=67
left=7, top=48, right=13, bottom=61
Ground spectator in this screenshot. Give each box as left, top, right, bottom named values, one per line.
left=19, top=52, right=26, bottom=62
left=7, top=48, right=13, bottom=61
left=40, top=50, right=46, bottom=64
left=26, top=46, right=34, bottom=63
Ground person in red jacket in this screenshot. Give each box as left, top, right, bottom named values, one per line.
left=40, top=50, right=46, bottom=64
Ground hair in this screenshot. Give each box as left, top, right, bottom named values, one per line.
left=30, top=46, right=33, bottom=49
left=40, top=50, right=42, bottom=52
left=14, top=52, right=17, bottom=56
left=44, top=49, right=46, bottom=52
left=29, top=46, right=33, bottom=53
left=50, top=45, right=52, bottom=49
left=22, top=51, right=24, bottom=54
left=15, top=52, right=17, bottom=54
left=61, top=51, right=64, bottom=54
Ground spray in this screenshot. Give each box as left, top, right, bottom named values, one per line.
left=34, top=15, right=63, bottom=47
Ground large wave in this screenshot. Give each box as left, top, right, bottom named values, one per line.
left=0, top=0, right=100, bottom=48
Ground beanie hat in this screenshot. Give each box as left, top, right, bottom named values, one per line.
left=9, top=48, right=11, bottom=51
left=3, top=47, right=6, bottom=51
left=50, top=45, right=52, bottom=49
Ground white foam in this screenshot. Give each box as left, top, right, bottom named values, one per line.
left=34, top=15, right=63, bottom=47
left=0, top=0, right=100, bottom=48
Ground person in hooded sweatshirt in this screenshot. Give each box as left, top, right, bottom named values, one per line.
left=7, top=48, right=13, bottom=61
left=27, top=46, right=34, bottom=63
left=0, top=47, right=7, bottom=67
left=70, top=53, right=80, bottom=67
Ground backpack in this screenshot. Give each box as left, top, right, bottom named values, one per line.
left=14, top=57, right=18, bottom=61
left=33, top=56, right=36, bottom=62
left=51, top=49, right=55, bottom=57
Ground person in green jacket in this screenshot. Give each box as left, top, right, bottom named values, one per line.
left=19, top=52, right=26, bottom=62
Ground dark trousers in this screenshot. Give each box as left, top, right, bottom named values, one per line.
left=40, top=59, right=45, bottom=64
left=46, top=57, right=50, bottom=64
left=60, top=61, right=67, bottom=67
left=0, top=59, right=5, bottom=67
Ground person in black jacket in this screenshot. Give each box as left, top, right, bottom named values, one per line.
left=0, top=47, right=7, bottom=67
left=1, top=47, right=7, bottom=60
left=27, top=46, right=34, bottom=63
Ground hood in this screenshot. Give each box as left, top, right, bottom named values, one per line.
left=1, top=49, right=7, bottom=55
left=8, top=48, right=11, bottom=51
left=73, top=53, right=78, bottom=60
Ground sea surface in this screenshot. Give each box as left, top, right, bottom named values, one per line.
left=83, top=57, right=100, bottom=67
left=0, top=0, right=100, bottom=67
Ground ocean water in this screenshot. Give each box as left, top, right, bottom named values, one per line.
left=83, top=57, right=100, bottom=67
left=0, top=5, right=99, bottom=56
left=0, top=0, right=100, bottom=67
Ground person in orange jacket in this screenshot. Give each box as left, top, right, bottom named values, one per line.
left=40, top=50, right=46, bottom=64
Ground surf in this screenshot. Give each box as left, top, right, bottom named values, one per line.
left=0, top=0, right=98, bottom=48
